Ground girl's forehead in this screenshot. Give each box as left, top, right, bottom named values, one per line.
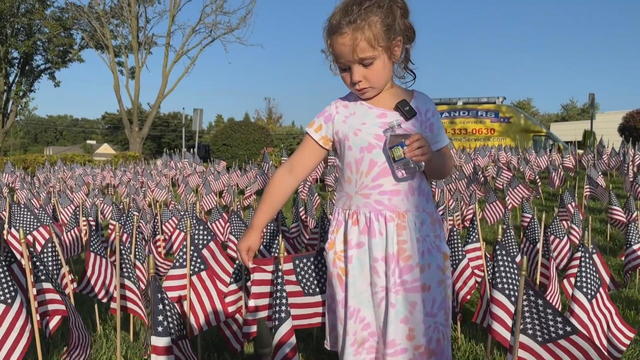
left=331, top=33, right=381, bottom=62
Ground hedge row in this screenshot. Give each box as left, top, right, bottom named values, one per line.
left=0, top=152, right=143, bottom=174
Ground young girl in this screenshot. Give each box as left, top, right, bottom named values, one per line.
left=238, top=0, right=454, bottom=358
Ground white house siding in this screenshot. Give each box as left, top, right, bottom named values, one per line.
left=550, top=110, right=630, bottom=146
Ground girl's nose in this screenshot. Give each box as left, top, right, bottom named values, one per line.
left=350, top=69, right=363, bottom=87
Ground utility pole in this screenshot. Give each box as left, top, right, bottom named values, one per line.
left=182, top=107, right=186, bottom=156
left=193, top=108, right=203, bottom=158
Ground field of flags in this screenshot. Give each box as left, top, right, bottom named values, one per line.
left=0, top=138, right=638, bottom=359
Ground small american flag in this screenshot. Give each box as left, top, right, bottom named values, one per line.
left=448, top=226, right=477, bottom=311
left=7, top=203, right=51, bottom=258
left=567, top=210, right=583, bottom=246
left=76, top=220, right=115, bottom=303
left=558, top=190, right=576, bottom=225
left=488, top=240, right=521, bottom=348
left=623, top=222, right=640, bottom=283
left=623, top=195, right=638, bottom=224
left=270, top=260, right=299, bottom=360
left=607, top=189, right=627, bottom=231
left=109, top=239, right=148, bottom=325
left=463, top=216, right=484, bottom=283
left=546, top=215, right=571, bottom=271
left=520, top=200, right=534, bottom=229
left=244, top=252, right=326, bottom=339
left=60, top=295, right=91, bottom=360
left=566, top=245, right=636, bottom=359
left=149, top=276, right=196, bottom=360
left=520, top=216, right=541, bottom=278
left=481, top=187, right=505, bottom=225
left=0, top=250, right=33, bottom=360
left=508, top=280, right=609, bottom=360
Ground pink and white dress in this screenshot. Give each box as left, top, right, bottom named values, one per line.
left=305, top=90, right=453, bottom=359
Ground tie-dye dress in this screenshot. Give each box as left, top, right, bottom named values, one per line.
left=305, top=90, right=453, bottom=360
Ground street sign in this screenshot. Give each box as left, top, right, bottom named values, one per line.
left=192, top=108, right=203, bottom=131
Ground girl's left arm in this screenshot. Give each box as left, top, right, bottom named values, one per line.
left=405, top=135, right=454, bottom=180
left=423, top=144, right=454, bottom=180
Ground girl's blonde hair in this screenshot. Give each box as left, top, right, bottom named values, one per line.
left=324, top=0, right=417, bottom=85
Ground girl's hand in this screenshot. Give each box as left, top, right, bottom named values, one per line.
left=404, top=133, right=432, bottom=164
left=237, top=227, right=263, bottom=267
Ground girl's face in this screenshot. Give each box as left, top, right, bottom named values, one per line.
left=331, top=32, right=400, bottom=101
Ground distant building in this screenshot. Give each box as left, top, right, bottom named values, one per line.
left=550, top=110, right=630, bottom=147
left=44, top=141, right=117, bottom=161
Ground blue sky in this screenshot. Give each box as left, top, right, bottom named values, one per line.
left=34, top=0, right=640, bottom=126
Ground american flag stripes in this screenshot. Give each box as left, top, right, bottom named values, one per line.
left=568, top=210, right=583, bottom=246
left=623, top=195, right=638, bottom=225
left=482, top=188, right=506, bottom=225
left=60, top=295, right=91, bottom=360
left=509, top=281, right=610, bottom=360
left=0, top=251, right=32, bottom=360
left=546, top=215, right=571, bottom=271
left=607, top=190, right=627, bottom=231
left=29, top=247, right=69, bottom=337
left=520, top=200, right=534, bottom=230
left=109, top=239, right=148, bottom=325
left=244, top=252, right=327, bottom=339
left=623, top=222, right=640, bottom=283
left=506, top=178, right=531, bottom=209
left=448, top=226, right=477, bottom=311
left=76, top=220, right=115, bottom=302
left=488, top=240, right=521, bottom=348
left=270, top=260, right=299, bottom=360
left=463, top=216, right=484, bottom=282
left=7, top=203, right=50, bottom=258
left=566, top=246, right=636, bottom=359
left=149, top=276, right=197, bottom=360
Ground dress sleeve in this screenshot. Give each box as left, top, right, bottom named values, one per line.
left=305, top=102, right=335, bottom=151
left=420, top=97, right=450, bottom=151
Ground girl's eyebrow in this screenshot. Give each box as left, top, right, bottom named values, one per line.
left=355, top=54, right=377, bottom=61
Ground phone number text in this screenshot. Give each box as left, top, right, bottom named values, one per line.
left=446, top=127, right=496, bottom=136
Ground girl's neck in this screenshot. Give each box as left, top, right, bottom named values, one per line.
left=364, top=83, right=413, bottom=111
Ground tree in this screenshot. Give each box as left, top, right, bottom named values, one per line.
left=0, top=0, right=83, bottom=148
left=618, top=109, right=640, bottom=145
left=100, top=108, right=194, bottom=156
left=208, top=120, right=273, bottom=164
left=241, top=112, right=252, bottom=122
left=71, top=0, right=256, bottom=153
left=272, top=124, right=304, bottom=156
left=555, top=98, right=599, bottom=122
left=254, top=97, right=283, bottom=132
left=510, top=98, right=541, bottom=118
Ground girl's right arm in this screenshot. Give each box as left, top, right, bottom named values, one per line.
left=237, top=134, right=329, bottom=266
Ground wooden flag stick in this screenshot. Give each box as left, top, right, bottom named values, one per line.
left=510, top=256, right=528, bottom=360
left=480, top=240, right=493, bottom=359
left=2, top=198, right=9, bottom=252
left=130, top=215, right=139, bottom=342
left=535, top=213, right=547, bottom=286
left=582, top=175, right=587, bottom=213
left=637, top=208, right=640, bottom=292
left=50, top=229, right=75, bottom=305
left=588, top=216, right=592, bottom=248
left=115, top=223, right=122, bottom=360
left=185, top=217, right=193, bottom=337
left=19, top=229, right=43, bottom=360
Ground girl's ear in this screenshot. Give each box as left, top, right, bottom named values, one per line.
left=390, top=37, right=404, bottom=62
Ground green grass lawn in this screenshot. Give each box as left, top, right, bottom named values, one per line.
left=22, top=171, right=639, bottom=359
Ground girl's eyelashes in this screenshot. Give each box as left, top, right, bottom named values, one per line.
left=336, top=59, right=375, bottom=73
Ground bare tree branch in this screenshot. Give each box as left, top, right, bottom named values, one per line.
left=71, top=0, right=256, bottom=153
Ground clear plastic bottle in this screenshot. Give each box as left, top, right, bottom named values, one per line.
left=383, top=119, right=423, bottom=182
